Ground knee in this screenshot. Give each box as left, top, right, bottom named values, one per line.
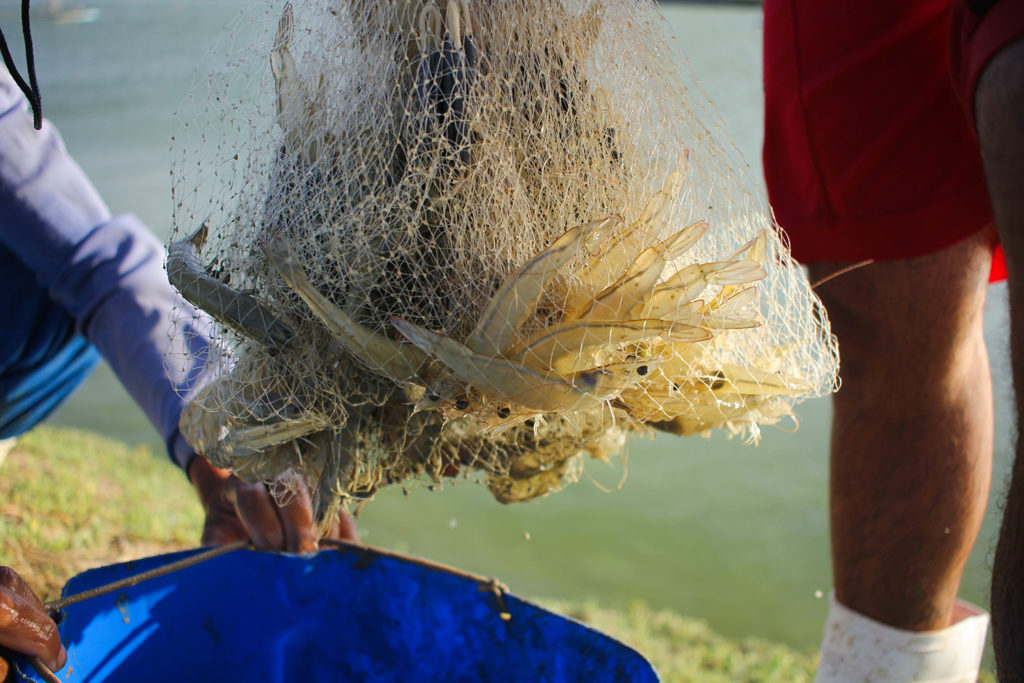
left=817, top=281, right=987, bottom=393
left=818, top=289, right=922, bottom=388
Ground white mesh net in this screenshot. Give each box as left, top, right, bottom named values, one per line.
left=168, top=0, right=839, bottom=522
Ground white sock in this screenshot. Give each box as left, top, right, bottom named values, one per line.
left=815, top=592, right=989, bottom=683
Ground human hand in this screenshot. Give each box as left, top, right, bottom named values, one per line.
left=187, top=456, right=357, bottom=553
left=0, top=567, right=66, bottom=679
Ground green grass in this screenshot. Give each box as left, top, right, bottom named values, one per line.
left=0, top=426, right=859, bottom=680
left=543, top=599, right=817, bottom=681
left=0, top=426, right=204, bottom=600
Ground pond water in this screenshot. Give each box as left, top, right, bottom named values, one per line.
left=7, top=0, right=1013, bottom=654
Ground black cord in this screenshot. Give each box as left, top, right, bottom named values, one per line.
left=20, top=0, right=41, bottom=129
left=0, top=0, right=43, bottom=129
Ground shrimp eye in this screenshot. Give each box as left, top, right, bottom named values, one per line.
left=426, top=392, right=441, bottom=401
left=455, top=399, right=470, bottom=411
left=636, top=365, right=648, bottom=376
left=496, top=406, right=510, bottom=418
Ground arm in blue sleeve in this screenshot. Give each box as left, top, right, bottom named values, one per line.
left=0, top=68, right=214, bottom=471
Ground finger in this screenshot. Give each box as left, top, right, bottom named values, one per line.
left=324, top=515, right=343, bottom=542
left=200, top=514, right=249, bottom=547
left=229, top=479, right=286, bottom=550
left=274, top=480, right=317, bottom=554
left=195, top=472, right=251, bottom=548
left=0, top=582, right=66, bottom=671
left=324, top=510, right=359, bottom=543
left=0, top=568, right=41, bottom=609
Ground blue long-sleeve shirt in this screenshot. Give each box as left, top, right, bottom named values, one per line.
left=0, top=65, right=213, bottom=470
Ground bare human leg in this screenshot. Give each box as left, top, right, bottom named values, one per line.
left=808, top=225, right=993, bottom=634
left=975, top=36, right=1024, bottom=680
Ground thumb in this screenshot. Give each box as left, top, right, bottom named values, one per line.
left=200, top=514, right=248, bottom=547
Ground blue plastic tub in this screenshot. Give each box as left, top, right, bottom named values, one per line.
left=16, top=544, right=659, bottom=682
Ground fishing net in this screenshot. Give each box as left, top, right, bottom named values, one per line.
left=167, top=0, right=839, bottom=522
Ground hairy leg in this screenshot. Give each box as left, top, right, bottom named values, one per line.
left=808, top=227, right=993, bottom=631
left=976, top=37, right=1024, bottom=678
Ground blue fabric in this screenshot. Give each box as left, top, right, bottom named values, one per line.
left=17, top=548, right=661, bottom=682
left=0, top=237, right=100, bottom=437
left=0, top=65, right=215, bottom=469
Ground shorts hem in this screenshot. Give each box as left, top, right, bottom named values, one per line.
left=781, top=179, right=993, bottom=264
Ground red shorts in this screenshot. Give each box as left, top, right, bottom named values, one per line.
left=763, top=0, right=1024, bottom=281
